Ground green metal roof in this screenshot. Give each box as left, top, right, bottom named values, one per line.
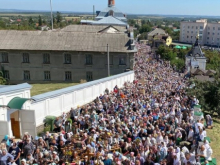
left=7, top=97, right=30, bottom=109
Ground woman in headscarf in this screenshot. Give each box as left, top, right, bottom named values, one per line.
left=8, top=142, right=21, bottom=165
left=0, top=149, right=14, bottom=165
left=1, top=135, right=11, bottom=150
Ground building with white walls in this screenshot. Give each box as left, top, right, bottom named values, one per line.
left=0, top=83, right=34, bottom=140
left=0, top=71, right=134, bottom=140
left=180, top=19, right=220, bottom=46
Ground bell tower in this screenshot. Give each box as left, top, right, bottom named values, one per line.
left=108, top=0, right=115, bottom=7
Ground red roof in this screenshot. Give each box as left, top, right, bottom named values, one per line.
left=17, top=19, right=21, bottom=22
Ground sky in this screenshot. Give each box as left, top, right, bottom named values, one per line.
left=1, top=0, right=220, bottom=16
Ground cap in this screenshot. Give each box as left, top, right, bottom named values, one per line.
left=21, top=159, right=26, bottom=162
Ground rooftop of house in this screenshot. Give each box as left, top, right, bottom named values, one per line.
left=0, top=25, right=135, bottom=53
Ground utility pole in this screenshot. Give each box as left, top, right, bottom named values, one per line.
left=107, top=44, right=110, bottom=77
left=50, top=0, right=53, bottom=30
left=93, top=5, right=95, bottom=20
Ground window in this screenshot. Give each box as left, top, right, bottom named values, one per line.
left=64, top=54, right=71, bottom=64
left=85, top=54, right=93, bottom=65
left=86, top=72, right=93, bottom=81
left=1, top=52, right=8, bottom=63
left=217, top=38, right=220, bottom=41
left=213, top=33, right=215, bottom=35
left=207, top=37, right=209, bottom=40
left=187, top=36, right=189, bottom=38
left=44, top=71, right=51, bottom=81
left=196, top=26, right=198, bottom=29
left=188, top=26, right=190, bottom=29
left=4, top=70, right=9, bottom=80
left=213, top=27, right=215, bottom=30
left=208, top=27, right=210, bottom=30
left=191, top=31, right=193, bottom=33
left=109, top=10, right=114, bottom=16
left=23, top=53, right=29, bottom=63
left=43, top=53, right=50, bottom=64
left=24, top=71, right=30, bottom=80
left=208, top=32, right=210, bottom=35
left=119, top=57, right=126, bottom=65
left=192, top=26, right=194, bottom=29
left=200, top=26, right=203, bottom=29
left=65, top=71, right=72, bottom=81
left=191, top=36, right=193, bottom=39
left=187, top=31, right=189, bottom=33
left=218, top=27, right=220, bottom=30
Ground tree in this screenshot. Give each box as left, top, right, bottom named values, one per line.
left=139, top=24, right=151, bottom=33
left=56, top=11, right=62, bottom=23
left=187, top=77, right=220, bottom=116
left=38, top=15, right=42, bottom=26
left=0, top=71, right=6, bottom=85
left=28, top=17, right=34, bottom=25
left=156, top=45, right=177, bottom=61
left=204, top=50, right=220, bottom=70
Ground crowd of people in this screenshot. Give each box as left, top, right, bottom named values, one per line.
left=0, top=44, right=214, bottom=165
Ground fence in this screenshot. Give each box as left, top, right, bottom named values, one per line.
left=31, top=71, right=134, bottom=127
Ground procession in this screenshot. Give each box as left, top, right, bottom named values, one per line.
left=0, top=44, right=214, bottom=165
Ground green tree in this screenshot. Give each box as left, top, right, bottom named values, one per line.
left=56, top=11, right=62, bottom=23
left=38, top=15, right=42, bottom=26
left=187, top=77, right=220, bottom=116
left=156, top=45, right=177, bottom=61
left=0, top=71, right=6, bottom=85
left=204, top=50, right=220, bottom=70
left=170, top=58, right=185, bottom=70
left=139, top=24, right=151, bottom=33
left=28, top=17, right=34, bottom=25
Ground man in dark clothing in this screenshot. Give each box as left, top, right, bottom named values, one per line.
left=103, top=154, right=112, bottom=165
left=53, top=117, right=62, bottom=132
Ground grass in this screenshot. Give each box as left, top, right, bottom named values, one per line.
left=206, top=118, right=220, bottom=164
left=31, top=83, right=79, bottom=96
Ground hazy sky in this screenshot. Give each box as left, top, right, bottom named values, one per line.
left=1, top=0, right=220, bottom=16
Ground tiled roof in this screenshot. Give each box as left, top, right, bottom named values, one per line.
left=0, top=25, right=132, bottom=53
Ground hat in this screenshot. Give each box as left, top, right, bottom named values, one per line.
left=53, top=151, right=57, bottom=154
left=21, top=159, right=26, bottom=163
left=44, top=150, right=49, bottom=155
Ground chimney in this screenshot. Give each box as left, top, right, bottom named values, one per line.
left=108, top=0, right=115, bottom=7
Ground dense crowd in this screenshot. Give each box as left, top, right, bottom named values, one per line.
left=0, top=44, right=214, bottom=165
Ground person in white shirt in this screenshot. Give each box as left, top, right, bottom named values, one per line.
left=187, top=127, right=194, bottom=142
left=198, top=128, right=205, bottom=142
left=173, top=154, right=181, bottom=165
left=202, top=128, right=207, bottom=138
left=156, top=132, right=164, bottom=144
left=196, top=145, right=207, bottom=161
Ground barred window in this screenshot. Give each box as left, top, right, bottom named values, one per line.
left=119, top=57, right=126, bottom=65
left=44, top=71, right=51, bottom=80
left=65, top=54, right=71, bottom=64
left=85, top=54, right=93, bottom=65
left=43, top=53, right=50, bottom=64
left=24, top=71, right=30, bottom=80
left=86, top=72, right=93, bottom=81
left=65, top=71, right=72, bottom=81
left=4, top=70, right=9, bottom=80
left=23, top=53, right=29, bottom=63
left=2, top=52, right=8, bottom=63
